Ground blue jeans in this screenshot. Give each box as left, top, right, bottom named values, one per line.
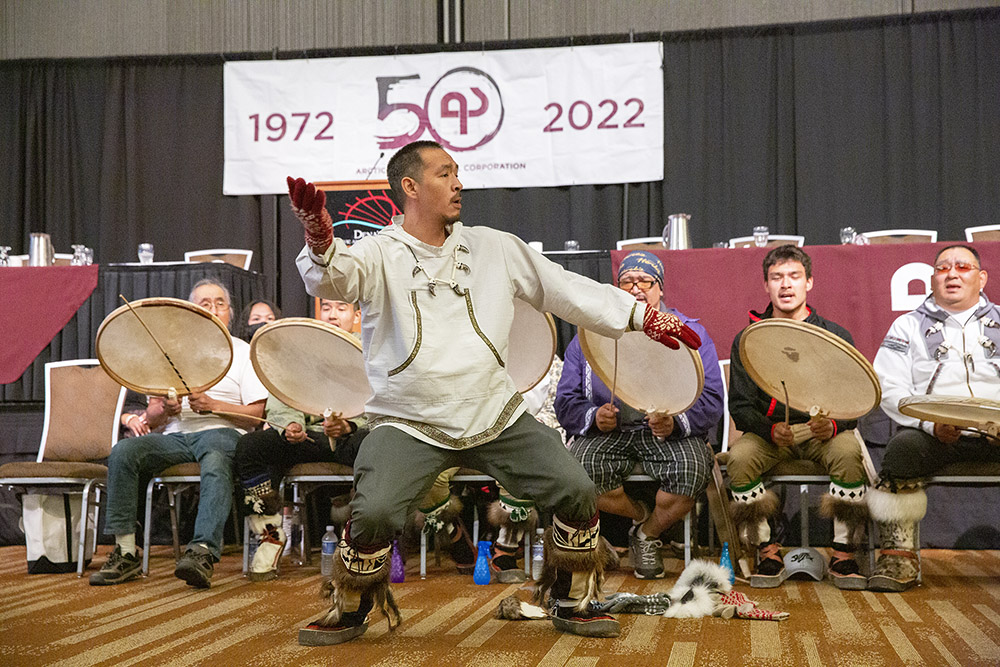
left=104, top=428, right=240, bottom=560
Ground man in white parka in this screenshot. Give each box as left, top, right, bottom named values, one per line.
left=870, top=244, right=1000, bottom=591
left=289, top=140, right=701, bottom=644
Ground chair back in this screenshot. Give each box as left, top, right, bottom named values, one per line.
left=965, top=225, right=1000, bottom=243
left=616, top=237, right=664, bottom=251
left=184, top=249, right=253, bottom=270
left=728, top=235, right=805, bottom=248
left=38, top=360, right=126, bottom=463
left=861, top=229, right=937, bottom=244
left=718, top=359, right=742, bottom=452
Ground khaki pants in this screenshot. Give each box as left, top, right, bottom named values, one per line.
left=727, top=430, right=865, bottom=489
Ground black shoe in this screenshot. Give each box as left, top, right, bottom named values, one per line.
left=89, top=545, right=142, bottom=586
left=551, top=604, right=620, bottom=638
left=490, top=554, right=527, bottom=583
left=750, top=542, right=785, bottom=588
left=830, top=552, right=866, bottom=590
left=446, top=526, right=475, bottom=574
left=175, top=548, right=214, bottom=589
left=299, top=611, right=369, bottom=646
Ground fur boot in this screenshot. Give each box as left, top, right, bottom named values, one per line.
left=532, top=525, right=615, bottom=612
left=819, top=481, right=869, bottom=548
left=867, top=486, right=927, bottom=592
left=729, top=482, right=780, bottom=551
left=316, top=539, right=400, bottom=630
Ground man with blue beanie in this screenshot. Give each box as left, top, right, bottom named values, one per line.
left=556, top=250, right=723, bottom=580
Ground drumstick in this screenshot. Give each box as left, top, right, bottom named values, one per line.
left=780, top=380, right=790, bottom=427
left=208, top=410, right=316, bottom=443
left=119, top=294, right=192, bottom=395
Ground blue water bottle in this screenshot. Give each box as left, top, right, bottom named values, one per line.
left=719, top=541, right=735, bottom=585
left=473, top=540, right=492, bottom=585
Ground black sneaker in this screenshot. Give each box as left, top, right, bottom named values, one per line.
left=175, top=548, right=214, bottom=589
left=89, top=545, right=142, bottom=586
left=551, top=604, right=620, bottom=638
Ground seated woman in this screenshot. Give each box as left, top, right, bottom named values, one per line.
left=234, top=299, right=281, bottom=342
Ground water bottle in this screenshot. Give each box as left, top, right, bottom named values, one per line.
left=390, top=539, right=405, bottom=583
left=719, top=541, right=735, bottom=585
left=281, top=507, right=294, bottom=556
left=320, top=525, right=337, bottom=579
left=531, top=528, right=545, bottom=581
left=473, top=540, right=492, bottom=585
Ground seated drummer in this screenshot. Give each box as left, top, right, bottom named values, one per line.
left=235, top=298, right=368, bottom=581
left=728, top=245, right=868, bottom=589
left=91, top=278, right=268, bottom=588
left=555, top=250, right=722, bottom=580
left=869, top=244, right=1000, bottom=592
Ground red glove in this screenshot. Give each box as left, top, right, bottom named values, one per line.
left=642, top=306, right=702, bottom=351
left=715, top=590, right=789, bottom=621
left=287, top=176, right=334, bottom=254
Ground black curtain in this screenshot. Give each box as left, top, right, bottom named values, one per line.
left=2, top=9, right=999, bottom=315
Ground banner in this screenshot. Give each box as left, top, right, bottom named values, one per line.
left=223, top=43, right=663, bottom=195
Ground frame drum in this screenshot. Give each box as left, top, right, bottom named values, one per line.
left=578, top=329, right=704, bottom=415
left=96, top=297, right=233, bottom=396
left=738, top=319, right=880, bottom=420
left=250, top=318, right=370, bottom=418
left=899, top=395, right=1000, bottom=435
left=507, top=298, right=557, bottom=393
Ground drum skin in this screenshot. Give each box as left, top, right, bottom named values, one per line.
left=96, top=297, right=233, bottom=396
left=507, top=298, right=557, bottom=393
left=250, top=318, right=370, bottom=419
left=578, top=329, right=704, bottom=415
left=899, top=395, right=1000, bottom=432
left=738, top=318, right=880, bottom=421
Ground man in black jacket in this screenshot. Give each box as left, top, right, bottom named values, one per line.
left=727, top=245, right=868, bottom=590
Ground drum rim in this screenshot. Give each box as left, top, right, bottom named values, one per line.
left=510, top=305, right=557, bottom=393
left=899, top=394, right=1000, bottom=428
left=738, top=318, right=881, bottom=420
left=96, top=296, right=233, bottom=396
left=578, top=328, right=705, bottom=415
left=249, top=317, right=366, bottom=417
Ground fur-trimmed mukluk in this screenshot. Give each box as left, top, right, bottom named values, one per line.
left=729, top=480, right=780, bottom=551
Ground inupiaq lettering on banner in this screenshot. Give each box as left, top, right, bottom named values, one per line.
left=223, top=42, right=664, bottom=195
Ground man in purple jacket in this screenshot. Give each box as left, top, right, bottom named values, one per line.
left=555, top=251, right=723, bottom=580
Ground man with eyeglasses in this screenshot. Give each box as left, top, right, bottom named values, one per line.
left=556, top=250, right=723, bottom=581
left=869, top=244, right=1000, bottom=592
left=727, top=245, right=870, bottom=590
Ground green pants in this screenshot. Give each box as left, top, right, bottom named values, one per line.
left=349, top=413, right=596, bottom=547
left=727, top=430, right=865, bottom=489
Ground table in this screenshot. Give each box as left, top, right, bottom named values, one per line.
left=1, top=262, right=266, bottom=402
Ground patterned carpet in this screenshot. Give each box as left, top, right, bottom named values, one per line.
left=2, top=545, right=1000, bottom=666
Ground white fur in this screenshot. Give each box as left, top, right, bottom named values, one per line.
left=867, top=487, right=927, bottom=523
left=663, top=560, right=731, bottom=619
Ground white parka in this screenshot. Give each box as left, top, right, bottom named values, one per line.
left=873, top=294, right=1000, bottom=434
left=297, top=218, right=643, bottom=449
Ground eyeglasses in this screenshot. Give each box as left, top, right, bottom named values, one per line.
left=933, top=261, right=980, bottom=275
left=618, top=279, right=656, bottom=291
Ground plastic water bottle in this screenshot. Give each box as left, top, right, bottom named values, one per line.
left=390, top=539, right=405, bottom=583
left=719, top=541, right=735, bottom=585
left=473, top=540, right=492, bottom=585
left=247, top=530, right=259, bottom=565
left=281, top=507, right=294, bottom=556
left=531, top=528, right=545, bottom=580
left=320, top=525, right=337, bottom=579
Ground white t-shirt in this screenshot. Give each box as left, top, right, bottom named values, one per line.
left=164, top=337, right=268, bottom=435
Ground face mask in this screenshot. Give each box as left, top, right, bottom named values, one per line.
left=241, top=320, right=269, bottom=342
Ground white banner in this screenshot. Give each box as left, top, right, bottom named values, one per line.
left=223, top=43, right=663, bottom=195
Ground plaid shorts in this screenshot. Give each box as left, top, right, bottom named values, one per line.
left=569, top=430, right=712, bottom=498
